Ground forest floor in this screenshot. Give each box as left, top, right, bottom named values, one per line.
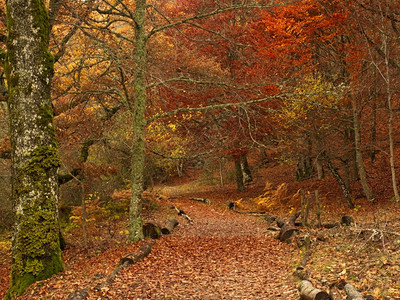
left=0, top=163, right=400, bottom=299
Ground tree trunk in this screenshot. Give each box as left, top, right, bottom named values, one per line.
left=235, top=157, right=244, bottom=191
left=315, top=157, right=324, bottom=180
left=301, top=191, right=310, bottom=227
left=129, top=0, right=147, bottom=242
left=370, top=72, right=377, bottom=163
left=240, top=154, right=252, bottom=184
left=322, top=152, right=354, bottom=209
left=176, top=159, right=183, bottom=177
left=296, top=139, right=313, bottom=181
left=219, top=157, right=224, bottom=187
left=5, top=1, right=63, bottom=297
left=343, top=126, right=357, bottom=187
left=315, top=190, right=322, bottom=228
left=80, top=181, right=88, bottom=249
left=350, top=96, right=374, bottom=202
left=384, top=29, right=400, bottom=202
left=313, top=133, right=325, bottom=179
left=349, top=127, right=359, bottom=182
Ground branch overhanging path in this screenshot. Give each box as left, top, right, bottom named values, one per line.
left=90, top=189, right=297, bottom=299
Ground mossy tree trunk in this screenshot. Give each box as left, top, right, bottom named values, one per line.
left=129, top=0, right=147, bottom=242
left=5, top=0, right=63, bottom=298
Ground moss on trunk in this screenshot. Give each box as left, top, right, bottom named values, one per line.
left=129, top=0, right=147, bottom=242
left=5, top=0, right=63, bottom=297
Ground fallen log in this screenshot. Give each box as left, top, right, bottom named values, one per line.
left=298, top=234, right=311, bottom=271
left=95, top=241, right=154, bottom=292
left=264, top=214, right=277, bottom=223
left=290, top=212, right=301, bottom=224
left=343, top=283, right=363, bottom=300
left=293, top=234, right=312, bottom=281
left=323, top=222, right=340, bottom=229
left=143, top=222, right=162, bottom=239
left=298, top=280, right=332, bottom=300
left=189, top=197, right=211, bottom=204
left=161, top=219, right=179, bottom=235
left=232, top=209, right=271, bottom=216
left=336, top=280, right=374, bottom=300
left=277, top=222, right=299, bottom=242
left=172, top=206, right=193, bottom=223
left=276, top=217, right=286, bottom=228
left=69, top=242, right=154, bottom=299
left=267, top=226, right=280, bottom=232
left=68, top=288, right=89, bottom=300
left=227, top=203, right=270, bottom=216
left=277, top=212, right=301, bottom=242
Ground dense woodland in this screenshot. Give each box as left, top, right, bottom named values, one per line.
left=0, top=0, right=400, bottom=299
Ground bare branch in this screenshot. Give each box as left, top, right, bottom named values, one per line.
left=146, top=95, right=281, bottom=124
left=148, top=2, right=284, bottom=38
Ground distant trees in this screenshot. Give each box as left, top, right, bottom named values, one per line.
left=51, top=0, right=400, bottom=214
left=53, top=0, right=284, bottom=241
left=252, top=0, right=400, bottom=206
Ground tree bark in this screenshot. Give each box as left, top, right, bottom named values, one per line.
left=129, top=0, right=147, bottom=242
left=343, top=283, right=363, bottom=300
left=235, top=157, right=244, bottom=191
left=240, top=154, right=252, bottom=184
left=383, top=25, right=400, bottom=202
left=5, top=0, right=63, bottom=297
left=370, top=64, right=377, bottom=163
left=94, top=242, right=153, bottom=292
left=350, top=96, right=374, bottom=202
left=189, top=197, right=211, bottom=204
left=80, top=181, right=88, bottom=249
left=298, top=280, right=332, bottom=300
left=219, top=157, right=225, bottom=187
left=315, top=190, right=322, bottom=228
left=301, top=191, right=310, bottom=227
left=161, top=219, right=179, bottom=235
left=322, top=151, right=354, bottom=209
left=315, top=157, right=324, bottom=180
left=276, top=212, right=300, bottom=242
left=143, top=222, right=162, bottom=239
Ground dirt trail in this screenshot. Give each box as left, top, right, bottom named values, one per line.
left=94, top=194, right=298, bottom=299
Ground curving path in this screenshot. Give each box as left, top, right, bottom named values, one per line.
left=95, top=195, right=298, bottom=299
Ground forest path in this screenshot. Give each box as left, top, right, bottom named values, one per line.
left=98, top=190, right=298, bottom=299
